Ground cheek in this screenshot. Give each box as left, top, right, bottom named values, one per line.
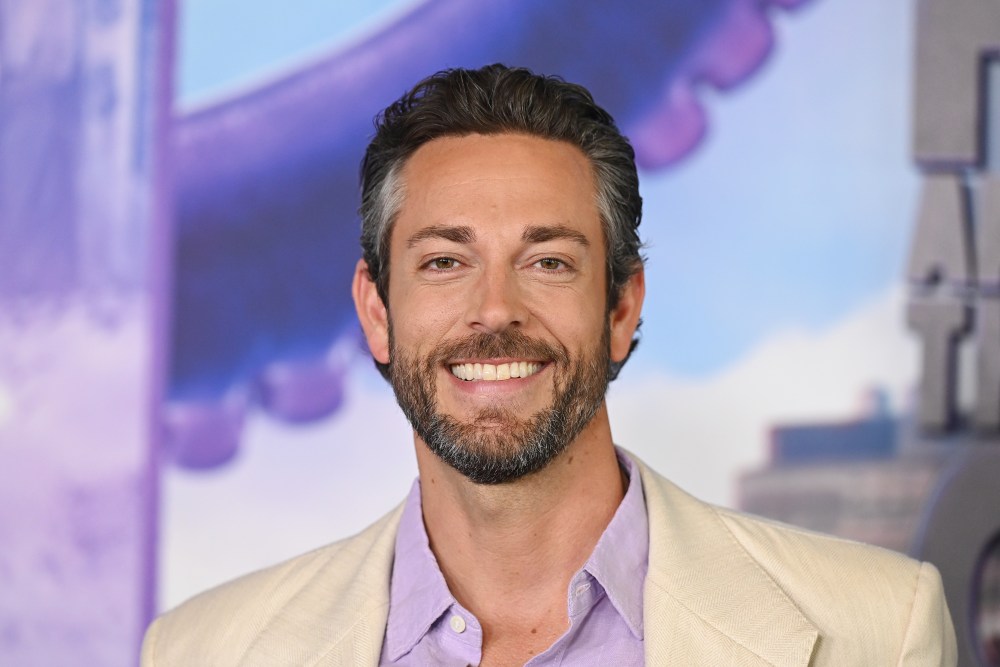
left=532, top=293, right=606, bottom=344
left=391, top=291, right=464, bottom=348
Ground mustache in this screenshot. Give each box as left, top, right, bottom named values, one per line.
left=428, top=329, right=568, bottom=366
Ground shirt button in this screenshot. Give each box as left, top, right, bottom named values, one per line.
left=449, top=614, right=467, bottom=634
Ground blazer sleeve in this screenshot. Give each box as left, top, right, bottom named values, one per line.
left=897, top=561, right=957, bottom=666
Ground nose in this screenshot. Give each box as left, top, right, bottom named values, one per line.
left=465, top=266, right=527, bottom=335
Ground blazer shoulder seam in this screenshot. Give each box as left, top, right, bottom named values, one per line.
left=894, top=560, right=927, bottom=666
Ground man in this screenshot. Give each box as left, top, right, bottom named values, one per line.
left=142, top=65, right=957, bottom=665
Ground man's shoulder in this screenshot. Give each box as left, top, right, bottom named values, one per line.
left=709, top=500, right=934, bottom=601
left=634, top=455, right=956, bottom=664
left=635, top=453, right=923, bottom=581
left=714, top=498, right=955, bottom=663
left=714, top=500, right=918, bottom=573
left=153, top=530, right=368, bottom=625
left=141, top=504, right=403, bottom=666
left=638, top=453, right=933, bottom=599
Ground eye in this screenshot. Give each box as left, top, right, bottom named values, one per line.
left=425, top=256, right=460, bottom=271
left=535, top=257, right=566, bottom=271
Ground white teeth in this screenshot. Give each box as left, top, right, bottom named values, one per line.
left=449, top=361, right=542, bottom=382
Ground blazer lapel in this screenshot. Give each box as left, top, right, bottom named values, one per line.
left=224, top=456, right=818, bottom=666
left=636, top=457, right=818, bottom=666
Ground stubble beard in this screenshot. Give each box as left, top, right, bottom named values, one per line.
left=387, top=325, right=612, bottom=485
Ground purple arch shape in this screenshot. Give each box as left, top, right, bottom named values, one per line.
left=167, top=0, right=810, bottom=467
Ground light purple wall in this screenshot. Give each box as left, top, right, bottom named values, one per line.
left=0, top=0, right=172, bottom=663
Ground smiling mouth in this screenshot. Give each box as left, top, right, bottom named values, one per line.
left=449, top=361, right=544, bottom=382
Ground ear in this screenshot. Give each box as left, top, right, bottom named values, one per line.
left=352, top=259, right=390, bottom=365
left=608, top=269, right=645, bottom=363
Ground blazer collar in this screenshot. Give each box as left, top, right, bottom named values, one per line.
left=635, top=455, right=818, bottom=666
left=235, top=454, right=818, bottom=666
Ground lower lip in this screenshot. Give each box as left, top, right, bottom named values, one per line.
left=445, top=364, right=548, bottom=394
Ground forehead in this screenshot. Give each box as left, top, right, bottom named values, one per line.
left=393, top=133, right=601, bottom=238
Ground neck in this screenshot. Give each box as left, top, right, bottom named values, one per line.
left=414, top=404, right=624, bottom=648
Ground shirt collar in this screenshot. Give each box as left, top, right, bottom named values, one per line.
left=384, top=448, right=649, bottom=658
left=383, top=479, right=455, bottom=661
left=578, top=448, right=648, bottom=639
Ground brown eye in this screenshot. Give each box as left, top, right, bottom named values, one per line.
left=431, top=257, right=457, bottom=270
left=538, top=258, right=564, bottom=270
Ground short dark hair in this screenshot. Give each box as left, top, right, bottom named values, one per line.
left=359, top=63, right=643, bottom=379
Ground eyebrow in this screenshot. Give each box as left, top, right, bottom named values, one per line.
left=522, top=224, right=590, bottom=248
left=405, top=223, right=590, bottom=248
left=406, top=225, right=476, bottom=248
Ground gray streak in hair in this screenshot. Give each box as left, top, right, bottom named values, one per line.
left=358, top=64, right=645, bottom=381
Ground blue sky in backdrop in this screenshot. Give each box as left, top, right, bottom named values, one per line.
left=176, top=0, right=916, bottom=377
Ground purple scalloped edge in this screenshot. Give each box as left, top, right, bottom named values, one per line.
left=164, top=0, right=815, bottom=470
left=164, top=335, right=356, bottom=470
left=628, top=0, right=813, bottom=170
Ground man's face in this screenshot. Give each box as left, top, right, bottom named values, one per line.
left=362, top=134, right=628, bottom=484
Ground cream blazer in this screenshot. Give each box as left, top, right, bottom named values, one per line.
left=142, top=455, right=957, bottom=665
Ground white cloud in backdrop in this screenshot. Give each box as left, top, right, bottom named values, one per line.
left=612, top=286, right=919, bottom=507
left=162, top=285, right=918, bottom=609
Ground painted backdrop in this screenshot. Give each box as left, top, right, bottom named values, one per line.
left=2, top=0, right=998, bottom=664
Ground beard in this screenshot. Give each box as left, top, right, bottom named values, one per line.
left=387, top=325, right=611, bottom=485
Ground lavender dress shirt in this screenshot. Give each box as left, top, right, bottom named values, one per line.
left=379, top=450, right=649, bottom=666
